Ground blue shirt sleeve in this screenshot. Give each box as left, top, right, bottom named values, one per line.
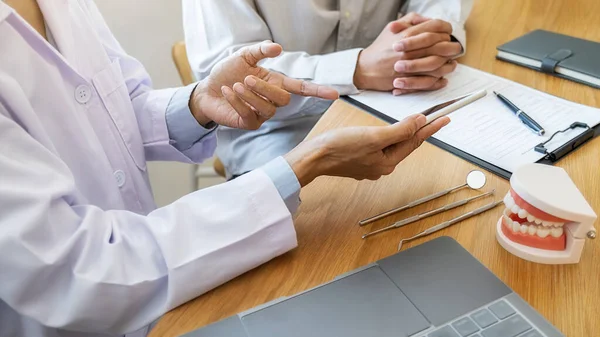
left=261, top=156, right=302, bottom=214
left=165, top=83, right=216, bottom=151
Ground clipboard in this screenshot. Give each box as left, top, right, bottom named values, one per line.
left=341, top=95, right=600, bottom=180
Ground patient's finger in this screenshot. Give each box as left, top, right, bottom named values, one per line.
left=281, top=77, right=339, bottom=100
left=392, top=88, right=419, bottom=96
left=392, top=77, right=448, bottom=95
left=395, top=55, right=448, bottom=73
left=393, top=32, right=451, bottom=52
left=394, top=76, right=439, bottom=90
left=401, top=42, right=462, bottom=59
left=233, top=82, right=277, bottom=119
left=244, top=76, right=291, bottom=107
left=413, top=61, right=457, bottom=78
left=400, top=19, right=453, bottom=38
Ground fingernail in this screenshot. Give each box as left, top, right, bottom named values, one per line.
left=393, top=42, right=405, bottom=51
left=234, top=83, right=245, bottom=94
left=394, top=79, right=405, bottom=89
left=245, top=77, right=257, bottom=87
left=395, top=62, right=406, bottom=73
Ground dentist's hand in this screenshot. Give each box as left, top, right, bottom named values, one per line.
left=190, top=41, right=339, bottom=130
left=284, top=114, right=450, bottom=186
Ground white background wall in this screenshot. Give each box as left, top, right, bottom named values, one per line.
left=95, top=0, right=223, bottom=206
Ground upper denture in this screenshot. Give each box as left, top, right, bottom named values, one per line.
left=509, top=189, right=569, bottom=223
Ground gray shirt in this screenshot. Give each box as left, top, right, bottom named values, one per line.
left=183, top=0, right=474, bottom=177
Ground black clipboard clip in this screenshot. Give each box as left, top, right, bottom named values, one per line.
left=534, top=122, right=594, bottom=162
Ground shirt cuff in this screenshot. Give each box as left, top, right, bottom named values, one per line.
left=165, top=82, right=216, bottom=151
left=260, top=156, right=301, bottom=214
left=314, top=48, right=363, bottom=96
left=449, top=21, right=467, bottom=58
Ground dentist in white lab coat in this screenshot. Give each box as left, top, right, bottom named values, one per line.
left=0, top=1, right=449, bottom=336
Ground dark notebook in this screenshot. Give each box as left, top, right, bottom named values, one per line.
left=496, top=29, right=600, bottom=89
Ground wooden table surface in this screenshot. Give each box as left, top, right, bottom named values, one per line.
left=151, top=0, right=600, bottom=336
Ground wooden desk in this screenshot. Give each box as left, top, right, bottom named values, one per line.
left=151, top=0, right=600, bottom=336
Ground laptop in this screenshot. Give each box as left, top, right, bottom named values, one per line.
left=183, top=236, right=564, bottom=337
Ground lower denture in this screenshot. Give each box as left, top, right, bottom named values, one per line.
left=502, top=216, right=566, bottom=251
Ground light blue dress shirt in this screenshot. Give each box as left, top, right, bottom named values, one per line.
left=165, top=83, right=301, bottom=213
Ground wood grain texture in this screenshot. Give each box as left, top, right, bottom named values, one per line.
left=151, top=1, right=600, bottom=336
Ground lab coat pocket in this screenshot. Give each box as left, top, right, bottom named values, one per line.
left=92, top=60, right=147, bottom=171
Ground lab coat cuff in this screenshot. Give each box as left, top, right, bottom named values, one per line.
left=165, top=82, right=217, bottom=151
left=314, top=48, right=363, bottom=96
left=260, top=156, right=301, bottom=214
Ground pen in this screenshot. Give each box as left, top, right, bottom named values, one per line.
left=493, top=91, right=545, bottom=136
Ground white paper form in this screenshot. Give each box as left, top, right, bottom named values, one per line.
left=348, top=65, right=600, bottom=173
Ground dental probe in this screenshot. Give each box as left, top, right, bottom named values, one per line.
left=362, top=190, right=495, bottom=239
left=398, top=200, right=504, bottom=251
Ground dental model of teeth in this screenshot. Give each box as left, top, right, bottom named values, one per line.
left=503, top=193, right=564, bottom=240
left=495, top=164, right=596, bottom=264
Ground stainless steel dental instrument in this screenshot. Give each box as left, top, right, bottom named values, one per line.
left=362, top=190, right=495, bottom=239
left=359, top=170, right=487, bottom=226
left=397, top=200, right=504, bottom=251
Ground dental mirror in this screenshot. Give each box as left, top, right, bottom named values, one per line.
left=358, top=170, right=488, bottom=226
left=466, top=170, right=486, bottom=189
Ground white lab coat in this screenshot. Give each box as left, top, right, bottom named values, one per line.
left=0, top=1, right=297, bottom=336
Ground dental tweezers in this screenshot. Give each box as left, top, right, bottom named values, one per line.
left=362, top=190, right=495, bottom=239
left=397, top=200, right=504, bottom=251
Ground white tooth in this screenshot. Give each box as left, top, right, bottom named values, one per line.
left=505, top=195, right=515, bottom=208
left=551, top=227, right=563, bottom=237
left=534, top=218, right=542, bottom=225
left=542, top=220, right=552, bottom=227
left=528, top=226, right=537, bottom=235
left=511, top=205, right=520, bottom=214
left=503, top=193, right=510, bottom=206
left=518, top=209, right=528, bottom=219
left=554, top=222, right=564, bottom=227
left=527, top=214, right=535, bottom=222
left=503, top=216, right=513, bottom=228
left=537, top=228, right=550, bottom=238
left=520, top=224, right=528, bottom=233
left=512, top=222, right=520, bottom=232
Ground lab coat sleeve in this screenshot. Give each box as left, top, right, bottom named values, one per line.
left=80, top=0, right=211, bottom=163
left=403, top=0, right=474, bottom=56
left=0, top=111, right=297, bottom=334
left=183, top=0, right=362, bottom=96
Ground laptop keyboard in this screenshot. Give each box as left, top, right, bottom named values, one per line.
left=424, top=299, right=544, bottom=337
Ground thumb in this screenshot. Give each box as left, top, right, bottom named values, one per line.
left=240, top=41, right=283, bottom=66
left=376, top=114, right=426, bottom=147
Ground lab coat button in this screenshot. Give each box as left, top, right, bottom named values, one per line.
left=114, top=170, right=126, bottom=187
left=75, top=85, right=92, bottom=104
